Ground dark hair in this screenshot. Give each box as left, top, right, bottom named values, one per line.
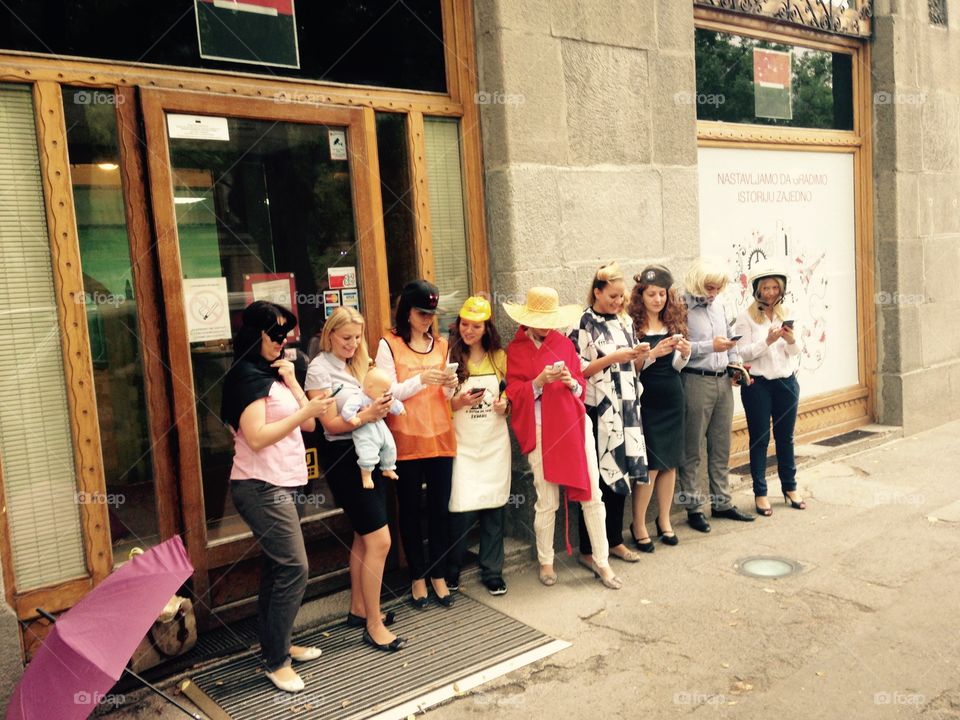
left=447, top=316, right=504, bottom=385
left=392, top=292, right=437, bottom=345
left=627, top=284, right=687, bottom=339
left=233, top=301, right=297, bottom=362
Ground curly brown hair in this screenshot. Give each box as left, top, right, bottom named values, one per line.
left=627, top=283, right=688, bottom=339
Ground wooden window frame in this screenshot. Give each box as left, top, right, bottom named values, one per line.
left=695, top=7, right=877, bottom=459
left=0, top=0, right=489, bottom=649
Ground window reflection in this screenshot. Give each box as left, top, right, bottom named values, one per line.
left=695, top=29, right=854, bottom=130
left=168, top=116, right=360, bottom=540
left=62, top=86, right=160, bottom=558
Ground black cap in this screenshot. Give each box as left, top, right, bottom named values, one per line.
left=401, top=279, right=440, bottom=314
left=635, top=265, right=674, bottom=290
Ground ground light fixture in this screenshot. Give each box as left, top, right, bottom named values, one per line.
left=735, top=556, right=802, bottom=579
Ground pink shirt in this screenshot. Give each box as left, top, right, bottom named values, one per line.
left=230, top=381, right=308, bottom=487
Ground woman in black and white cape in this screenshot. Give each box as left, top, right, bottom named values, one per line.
left=569, top=261, right=650, bottom=567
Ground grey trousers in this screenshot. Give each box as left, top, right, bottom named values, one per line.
left=231, top=480, right=308, bottom=672
left=448, top=506, right=505, bottom=582
left=677, top=373, right=734, bottom=513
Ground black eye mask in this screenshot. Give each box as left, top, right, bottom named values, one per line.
left=265, top=324, right=291, bottom=343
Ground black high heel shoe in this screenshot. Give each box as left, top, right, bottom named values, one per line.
left=630, top=523, right=655, bottom=553
left=754, top=497, right=773, bottom=517
left=783, top=492, right=806, bottom=510
left=655, top=517, right=679, bottom=545
left=363, top=628, right=407, bottom=652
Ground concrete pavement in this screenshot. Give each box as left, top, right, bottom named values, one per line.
left=433, top=420, right=960, bottom=719
left=101, top=419, right=960, bottom=719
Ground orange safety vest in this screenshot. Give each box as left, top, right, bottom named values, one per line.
left=382, top=332, right=457, bottom=461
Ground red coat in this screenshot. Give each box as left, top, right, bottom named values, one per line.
left=506, top=327, right=592, bottom=502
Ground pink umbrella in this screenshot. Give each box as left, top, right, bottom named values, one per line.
left=6, top=535, right=200, bottom=720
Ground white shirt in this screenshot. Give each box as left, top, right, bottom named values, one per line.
left=304, top=351, right=362, bottom=442
left=733, top=310, right=800, bottom=380
left=375, top=337, right=429, bottom=400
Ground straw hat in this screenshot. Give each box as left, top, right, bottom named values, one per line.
left=502, top=287, right=581, bottom=329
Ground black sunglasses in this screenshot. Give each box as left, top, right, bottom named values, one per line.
left=264, top=324, right=291, bottom=343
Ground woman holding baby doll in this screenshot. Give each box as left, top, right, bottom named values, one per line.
left=570, top=262, right=651, bottom=566
left=627, top=265, right=691, bottom=549
left=445, top=296, right=511, bottom=596
left=375, top=279, right=459, bottom=608
left=733, top=261, right=803, bottom=516
left=305, top=307, right=405, bottom=652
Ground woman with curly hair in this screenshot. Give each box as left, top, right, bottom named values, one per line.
left=627, top=265, right=691, bottom=549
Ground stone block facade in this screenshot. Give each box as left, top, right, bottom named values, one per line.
left=873, top=0, right=960, bottom=433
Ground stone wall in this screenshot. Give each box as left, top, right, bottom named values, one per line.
left=473, top=0, right=701, bottom=544
left=873, top=0, right=960, bottom=434
left=474, top=0, right=700, bottom=310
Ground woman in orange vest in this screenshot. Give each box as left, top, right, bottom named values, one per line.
left=374, top=280, right=459, bottom=608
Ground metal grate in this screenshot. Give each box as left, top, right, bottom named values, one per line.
left=187, top=593, right=558, bottom=719
left=813, top=429, right=878, bottom=447
left=929, top=0, right=948, bottom=26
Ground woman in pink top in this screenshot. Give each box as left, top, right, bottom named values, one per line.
left=221, top=302, right=333, bottom=694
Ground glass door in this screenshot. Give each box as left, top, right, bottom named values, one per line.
left=141, top=89, right=389, bottom=624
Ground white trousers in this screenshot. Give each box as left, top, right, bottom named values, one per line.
left=527, top=416, right=609, bottom=567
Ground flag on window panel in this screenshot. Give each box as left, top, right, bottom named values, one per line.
left=195, top=0, right=300, bottom=69
left=753, top=48, right=792, bottom=121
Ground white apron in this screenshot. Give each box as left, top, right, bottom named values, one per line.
left=449, top=371, right=512, bottom=512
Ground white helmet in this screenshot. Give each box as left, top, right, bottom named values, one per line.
left=748, top=260, right=788, bottom=306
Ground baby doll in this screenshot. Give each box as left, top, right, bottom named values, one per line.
left=341, top=367, right=406, bottom=488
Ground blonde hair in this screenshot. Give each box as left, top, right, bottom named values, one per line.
left=319, top=307, right=371, bottom=383
left=684, top=256, right=730, bottom=298
left=748, top=276, right=787, bottom=324
left=587, top=261, right=627, bottom=316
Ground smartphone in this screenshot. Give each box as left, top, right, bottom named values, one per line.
left=782, top=320, right=795, bottom=328
left=445, top=362, right=459, bottom=373
left=330, top=383, right=344, bottom=398
left=635, top=342, right=651, bottom=352
left=552, top=360, right=565, bottom=371
left=672, top=334, right=684, bottom=342
left=729, top=334, right=743, bottom=342
left=283, top=348, right=298, bottom=361
left=467, top=387, right=485, bottom=396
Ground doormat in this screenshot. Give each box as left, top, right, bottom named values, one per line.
left=183, top=593, right=569, bottom=720
left=813, top=428, right=878, bottom=447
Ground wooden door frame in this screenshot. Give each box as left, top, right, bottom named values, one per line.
left=140, top=87, right=387, bottom=623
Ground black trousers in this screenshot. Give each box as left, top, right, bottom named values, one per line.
left=394, top=456, right=453, bottom=580
left=448, top=506, right=505, bottom=582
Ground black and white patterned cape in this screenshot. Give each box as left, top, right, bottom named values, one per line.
left=569, top=308, right=649, bottom=494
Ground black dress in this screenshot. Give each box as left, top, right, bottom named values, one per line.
left=638, top=334, right=685, bottom=470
